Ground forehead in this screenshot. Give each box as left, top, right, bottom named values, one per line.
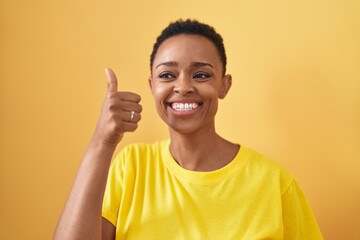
left=153, top=34, right=222, bottom=69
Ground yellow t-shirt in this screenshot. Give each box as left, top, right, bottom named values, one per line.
left=102, top=139, right=323, bottom=239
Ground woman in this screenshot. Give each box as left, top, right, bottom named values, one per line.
left=54, top=19, right=323, bottom=239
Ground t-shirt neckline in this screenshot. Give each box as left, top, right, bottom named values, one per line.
left=161, top=139, right=250, bottom=185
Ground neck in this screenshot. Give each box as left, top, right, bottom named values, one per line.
left=169, top=125, right=239, bottom=172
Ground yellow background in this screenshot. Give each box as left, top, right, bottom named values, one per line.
left=1, top=0, right=359, bottom=239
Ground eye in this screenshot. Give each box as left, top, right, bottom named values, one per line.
left=193, top=72, right=211, bottom=80
left=159, top=72, right=175, bottom=80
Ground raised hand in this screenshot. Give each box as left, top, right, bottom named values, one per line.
left=54, top=67, right=140, bottom=239
left=93, top=67, right=142, bottom=146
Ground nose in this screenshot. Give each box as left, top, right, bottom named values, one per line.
left=174, top=75, right=194, bottom=95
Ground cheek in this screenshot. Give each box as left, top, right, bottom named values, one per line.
left=151, top=83, right=172, bottom=103
left=200, top=84, right=220, bottom=99
left=199, top=84, right=220, bottom=113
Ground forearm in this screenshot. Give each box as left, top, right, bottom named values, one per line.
left=54, top=68, right=141, bottom=239
left=54, top=138, right=116, bottom=240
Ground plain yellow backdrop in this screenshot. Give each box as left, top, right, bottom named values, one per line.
left=1, top=0, right=359, bottom=239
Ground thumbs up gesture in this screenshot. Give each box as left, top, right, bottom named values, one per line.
left=93, top=68, right=142, bottom=146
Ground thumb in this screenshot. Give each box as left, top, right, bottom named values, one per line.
left=105, top=67, right=118, bottom=96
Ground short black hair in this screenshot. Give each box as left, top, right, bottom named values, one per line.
left=150, top=19, right=227, bottom=75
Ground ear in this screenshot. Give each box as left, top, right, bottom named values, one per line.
left=148, top=76, right=154, bottom=94
left=219, top=74, right=232, bottom=99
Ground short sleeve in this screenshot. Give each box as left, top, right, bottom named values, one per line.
left=282, top=180, right=324, bottom=240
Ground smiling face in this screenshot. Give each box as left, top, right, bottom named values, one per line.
left=149, top=34, right=232, bottom=135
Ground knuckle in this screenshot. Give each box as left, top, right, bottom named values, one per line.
left=109, top=120, right=119, bottom=131
left=106, top=115, right=123, bottom=132
left=129, top=124, right=138, bottom=132
left=137, top=104, right=143, bottom=112
left=106, top=100, right=117, bottom=111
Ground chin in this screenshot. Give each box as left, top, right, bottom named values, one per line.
left=166, top=121, right=196, bottom=134
left=169, top=121, right=214, bottom=136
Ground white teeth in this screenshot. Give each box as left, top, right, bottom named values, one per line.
left=171, top=102, right=199, bottom=111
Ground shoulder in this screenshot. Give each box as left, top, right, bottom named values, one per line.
left=111, top=139, right=170, bottom=167
left=118, top=139, right=169, bottom=156
left=241, top=146, right=294, bottom=194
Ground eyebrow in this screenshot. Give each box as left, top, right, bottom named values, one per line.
left=155, top=61, right=214, bottom=69
left=191, top=62, right=214, bottom=68
left=156, top=61, right=178, bottom=69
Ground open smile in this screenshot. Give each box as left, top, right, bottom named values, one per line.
left=170, top=102, right=201, bottom=111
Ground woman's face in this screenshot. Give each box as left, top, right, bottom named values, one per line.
left=149, top=34, right=232, bottom=135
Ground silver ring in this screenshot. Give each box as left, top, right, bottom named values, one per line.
left=130, top=111, right=135, bottom=122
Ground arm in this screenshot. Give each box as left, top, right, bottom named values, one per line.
left=54, top=68, right=142, bottom=240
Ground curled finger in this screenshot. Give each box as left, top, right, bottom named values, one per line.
left=127, top=110, right=141, bottom=123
